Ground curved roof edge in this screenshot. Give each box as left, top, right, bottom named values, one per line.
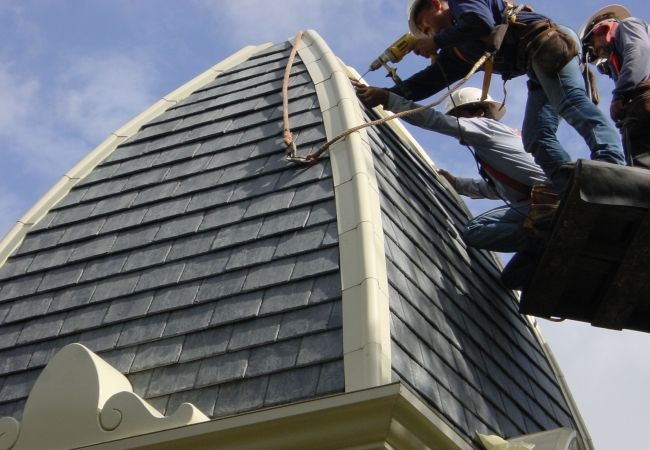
left=0, top=43, right=274, bottom=266
left=295, top=30, right=392, bottom=392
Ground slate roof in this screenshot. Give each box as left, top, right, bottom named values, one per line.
left=0, top=41, right=343, bottom=421
left=362, top=109, right=579, bottom=440
left=0, top=32, right=584, bottom=447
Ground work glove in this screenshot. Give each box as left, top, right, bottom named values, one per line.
left=437, top=168, right=457, bottom=189
left=350, top=79, right=389, bottom=109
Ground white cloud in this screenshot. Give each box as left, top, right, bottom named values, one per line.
left=55, top=54, right=159, bottom=143
left=0, top=63, right=40, bottom=132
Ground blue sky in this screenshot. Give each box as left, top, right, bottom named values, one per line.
left=1, top=1, right=649, bottom=448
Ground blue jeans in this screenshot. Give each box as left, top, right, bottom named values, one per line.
left=462, top=203, right=530, bottom=253
left=522, top=27, right=626, bottom=190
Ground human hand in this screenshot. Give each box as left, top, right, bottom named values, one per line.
left=412, top=38, right=438, bottom=58
left=610, top=98, right=626, bottom=121
left=437, top=169, right=457, bottom=188
left=350, top=79, right=389, bottom=108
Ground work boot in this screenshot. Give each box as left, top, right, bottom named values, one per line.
left=500, top=248, right=542, bottom=291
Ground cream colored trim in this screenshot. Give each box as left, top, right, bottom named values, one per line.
left=0, top=43, right=273, bottom=266
left=0, top=344, right=208, bottom=450
left=524, top=316, right=593, bottom=450
left=295, top=30, right=392, bottom=391
left=78, top=384, right=474, bottom=450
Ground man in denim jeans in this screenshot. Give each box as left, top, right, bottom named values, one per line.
left=360, top=0, right=626, bottom=191
left=353, top=83, right=549, bottom=288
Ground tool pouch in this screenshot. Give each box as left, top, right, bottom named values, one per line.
left=623, top=80, right=650, bottom=138
left=520, top=20, right=578, bottom=75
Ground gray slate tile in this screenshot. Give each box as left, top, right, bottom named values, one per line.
left=196, top=350, right=249, bottom=387
left=5, top=294, right=52, bottom=323
left=274, top=224, right=328, bottom=259
left=213, top=376, right=268, bottom=417
left=291, top=247, right=338, bottom=280
left=17, top=229, right=65, bottom=254
left=167, top=231, right=218, bottom=261
left=123, top=243, right=172, bottom=272
left=210, top=292, right=262, bottom=325
left=16, top=314, right=65, bottom=344
left=90, top=272, right=139, bottom=302
left=264, top=366, right=319, bottom=406
left=196, top=271, right=247, bottom=303
left=200, top=202, right=249, bottom=231
left=38, top=264, right=85, bottom=292
left=225, top=237, right=278, bottom=271
left=154, top=213, right=205, bottom=241
left=101, top=208, right=147, bottom=233
left=246, top=339, right=300, bottom=377
left=104, top=292, right=154, bottom=323
left=0, top=346, right=33, bottom=375
left=186, top=185, right=234, bottom=212
left=131, top=336, right=184, bottom=371
left=149, top=281, right=201, bottom=313
left=258, top=207, right=310, bottom=237
left=147, top=361, right=201, bottom=397
left=316, top=360, right=345, bottom=395
left=180, top=251, right=230, bottom=282
left=308, top=273, right=341, bottom=304
left=117, top=314, right=168, bottom=347
left=60, top=303, right=109, bottom=334
left=242, top=258, right=295, bottom=291
left=135, top=261, right=186, bottom=292
left=278, top=303, right=333, bottom=340
left=68, top=234, right=117, bottom=262
left=211, top=218, right=263, bottom=250
left=79, top=323, right=123, bottom=353
left=179, top=325, right=232, bottom=363
left=80, top=255, right=128, bottom=282
left=259, top=279, right=312, bottom=315
left=296, top=329, right=343, bottom=366
left=0, top=323, right=23, bottom=349
left=228, top=315, right=281, bottom=351
left=112, top=225, right=161, bottom=253
left=163, top=303, right=214, bottom=337
left=0, top=274, right=43, bottom=301
left=167, top=386, right=219, bottom=418
left=0, top=255, right=34, bottom=280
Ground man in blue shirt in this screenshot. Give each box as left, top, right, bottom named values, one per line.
left=362, top=0, right=626, bottom=191
left=353, top=81, right=548, bottom=288
left=580, top=5, right=650, bottom=168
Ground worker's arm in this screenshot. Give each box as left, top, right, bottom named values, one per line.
left=612, top=18, right=650, bottom=102
left=387, top=50, right=472, bottom=101
left=439, top=169, right=500, bottom=200
left=384, top=92, right=488, bottom=144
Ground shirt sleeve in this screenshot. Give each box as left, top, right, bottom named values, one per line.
left=613, top=19, right=650, bottom=100
left=434, top=13, right=494, bottom=49
left=455, top=177, right=501, bottom=199
left=387, top=49, right=473, bottom=101
left=385, top=93, right=495, bottom=146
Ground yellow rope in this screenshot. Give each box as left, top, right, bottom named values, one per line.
left=283, top=31, right=304, bottom=155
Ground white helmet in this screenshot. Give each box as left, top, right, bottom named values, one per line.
left=579, top=4, right=631, bottom=43
left=444, top=87, right=506, bottom=120
left=407, top=0, right=428, bottom=38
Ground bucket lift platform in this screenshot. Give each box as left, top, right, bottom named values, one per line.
left=520, top=159, right=650, bottom=333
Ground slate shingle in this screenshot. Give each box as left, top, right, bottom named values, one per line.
left=264, top=366, right=320, bottom=406
left=131, top=336, right=184, bottom=372
left=179, top=325, right=232, bottom=363
left=196, top=350, right=249, bottom=387
left=213, top=376, right=268, bottom=417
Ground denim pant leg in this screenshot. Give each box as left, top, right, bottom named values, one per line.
left=529, top=28, right=626, bottom=167
left=522, top=87, right=571, bottom=190
left=462, top=203, right=530, bottom=253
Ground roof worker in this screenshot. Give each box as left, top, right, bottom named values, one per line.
left=360, top=0, right=626, bottom=192
left=352, top=81, right=548, bottom=289
left=580, top=5, right=650, bottom=169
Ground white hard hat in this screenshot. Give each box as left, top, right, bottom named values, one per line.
left=579, top=4, right=631, bottom=42
left=444, top=87, right=506, bottom=120
left=407, top=0, right=428, bottom=38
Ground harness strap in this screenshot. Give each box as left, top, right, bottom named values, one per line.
left=481, top=161, right=532, bottom=201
